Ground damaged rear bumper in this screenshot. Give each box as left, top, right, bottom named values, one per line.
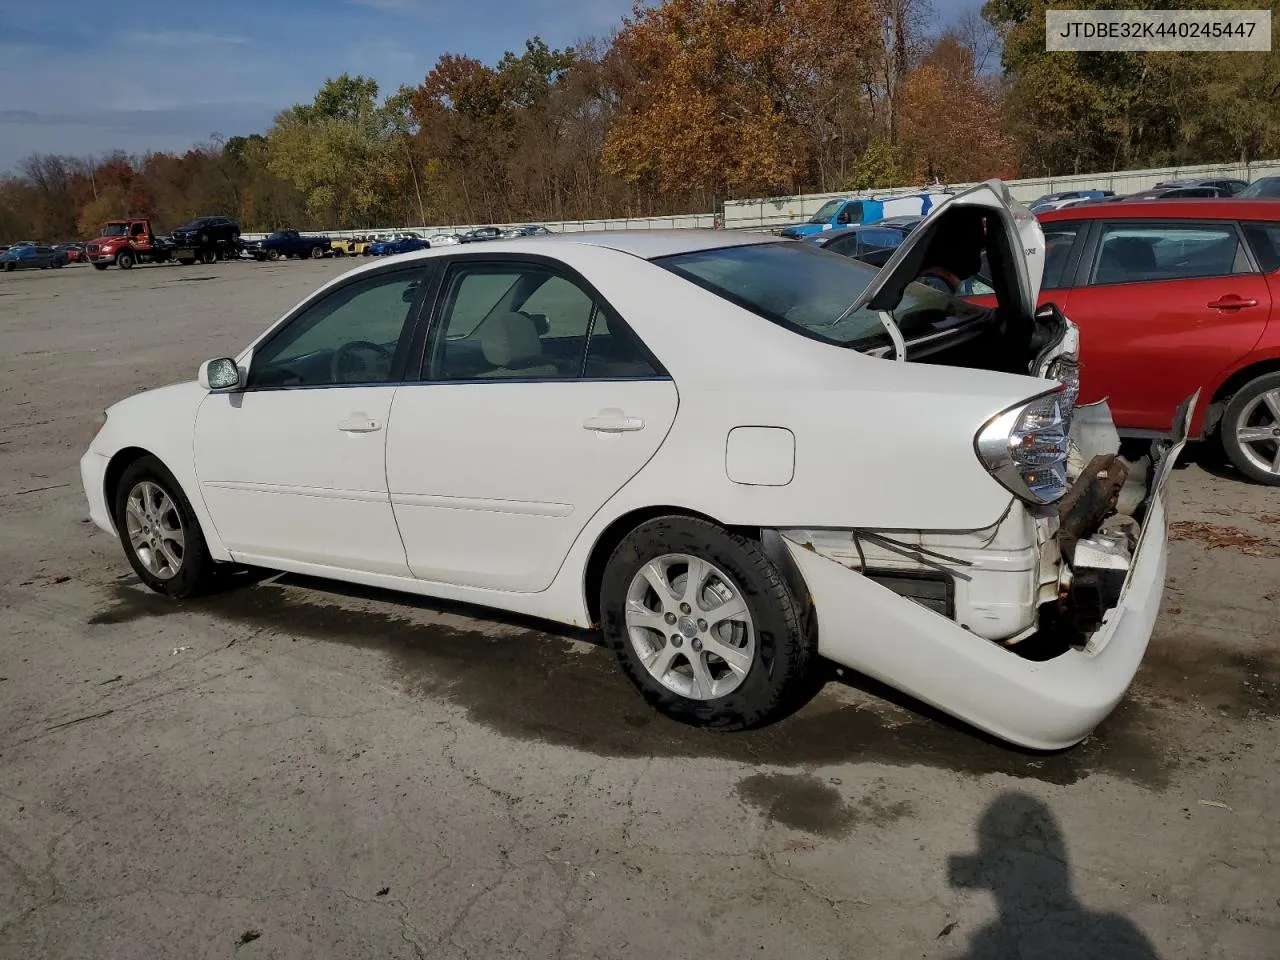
left=778, top=396, right=1192, bottom=751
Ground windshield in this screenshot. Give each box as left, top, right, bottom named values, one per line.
left=178, top=219, right=208, bottom=230
left=102, top=223, right=128, bottom=237
left=1239, top=178, right=1280, bottom=198
left=656, top=242, right=988, bottom=352
left=808, top=200, right=844, bottom=224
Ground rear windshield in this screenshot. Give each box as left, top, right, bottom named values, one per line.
left=655, top=242, right=987, bottom=352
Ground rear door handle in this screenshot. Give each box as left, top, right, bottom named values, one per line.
left=337, top=415, right=382, bottom=433
left=1207, top=296, right=1258, bottom=310
left=583, top=414, right=645, bottom=433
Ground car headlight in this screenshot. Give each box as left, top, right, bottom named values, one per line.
left=91, top=410, right=108, bottom=439
left=975, top=390, right=1071, bottom=505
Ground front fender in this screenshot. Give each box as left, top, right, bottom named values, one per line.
left=88, top=381, right=231, bottom=561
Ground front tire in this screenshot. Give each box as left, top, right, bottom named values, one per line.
left=112, top=456, right=215, bottom=598
left=116, top=251, right=135, bottom=269
left=92, top=263, right=109, bottom=271
left=200, top=249, right=217, bottom=265
left=1221, top=372, right=1280, bottom=485
left=600, top=516, right=816, bottom=730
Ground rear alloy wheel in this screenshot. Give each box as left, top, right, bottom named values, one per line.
left=116, top=251, right=135, bottom=270
left=200, top=249, right=218, bottom=265
left=113, top=456, right=215, bottom=598
left=600, top=516, right=816, bottom=730
left=1222, top=372, right=1280, bottom=485
left=310, top=245, right=324, bottom=259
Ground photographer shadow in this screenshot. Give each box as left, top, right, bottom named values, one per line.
left=948, top=792, right=1160, bottom=959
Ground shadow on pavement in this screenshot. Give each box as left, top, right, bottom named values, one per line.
left=948, top=791, right=1160, bottom=959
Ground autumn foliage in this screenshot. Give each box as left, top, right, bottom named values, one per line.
left=2, top=0, right=1277, bottom=244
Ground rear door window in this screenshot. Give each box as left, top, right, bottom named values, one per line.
left=1088, top=222, right=1251, bottom=285
left=1242, top=222, right=1280, bottom=273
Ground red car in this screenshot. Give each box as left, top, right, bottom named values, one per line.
left=971, top=199, right=1280, bottom=485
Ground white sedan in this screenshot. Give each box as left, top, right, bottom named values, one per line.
left=81, top=181, right=1188, bottom=749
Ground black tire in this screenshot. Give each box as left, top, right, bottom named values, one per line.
left=198, top=232, right=209, bottom=245
left=600, top=515, right=816, bottom=730
left=310, top=245, right=324, bottom=259
left=333, top=247, right=345, bottom=257
left=178, top=258, right=196, bottom=265
left=112, top=455, right=216, bottom=598
left=3, top=262, right=14, bottom=272
left=116, top=251, right=135, bottom=270
left=1221, top=372, right=1280, bottom=485
left=92, top=263, right=109, bottom=271
left=200, top=249, right=217, bottom=265
left=266, top=248, right=281, bottom=262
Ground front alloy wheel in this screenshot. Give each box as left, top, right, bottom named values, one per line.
left=124, top=480, right=185, bottom=579
left=113, top=455, right=215, bottom=597
left=1222, top=373, right=1280, bottom=485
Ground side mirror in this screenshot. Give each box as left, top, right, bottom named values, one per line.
left=198, top=357, right=243, bottom=392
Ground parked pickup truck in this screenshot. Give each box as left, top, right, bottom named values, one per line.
left=84, top=219, right=175, bottom=269
left=779, top=191, right=952, bottom=238
left=249, top=230, right=333, bottom=261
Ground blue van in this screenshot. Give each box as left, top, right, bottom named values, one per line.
left=779, top=191, right=951, bottom=238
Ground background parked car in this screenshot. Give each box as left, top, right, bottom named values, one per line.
left=963, top=199, right=1280, bottom=484
left=429, top=233, right=461, bottom=246
left=252, top=230, right=333, bottom=261
left=369, top=232, right=429, bottom=255
left=1239, top=176, right=1280, bottom=198
left=53, top=242, right=84, bottom=263
left=459, top=226, right=503, bottom=243
left=804, top=220, right=920, bottom=259
left=1124, top=184, right=1233, bottom=200
left=331, top=235, right=374, bottom=256
left=1028, top=190, right=1115, bottom=213
left=501, top=225, right=553, bottom=237
left=1153, top=177, right=1249, bottom=196
left=1, top=244, right=63, bottom=271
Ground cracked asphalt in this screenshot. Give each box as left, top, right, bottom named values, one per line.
left=2, top=260, right=1278, bottom=959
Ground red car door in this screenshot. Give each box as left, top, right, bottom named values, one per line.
left=1062, top=220, right=1272, bottom=433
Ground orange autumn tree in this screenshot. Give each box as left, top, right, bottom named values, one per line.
left=898, top=33, right=1018, bottom=184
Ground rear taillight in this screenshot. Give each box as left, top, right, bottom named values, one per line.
left=975, top=390, right=1071, bottom=505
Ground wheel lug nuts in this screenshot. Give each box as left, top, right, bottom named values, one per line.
left=697, top=619, right=707, bottom=631
left=679, top=602, right=691, bottom=614
left=664, top=612, right=677, bottom=625
left=670, top=635, right=683, bottom=648
left=691, top=638, right=702, bottom=652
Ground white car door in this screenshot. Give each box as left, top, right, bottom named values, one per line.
left=194, top=264, right=430, bottom=575
left=386, top=257, right=678, bottom=592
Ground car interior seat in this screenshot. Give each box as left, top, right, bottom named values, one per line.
left=477, top=312, right=561, bottom=378
left=1095, top=237, right=1157, bottom=283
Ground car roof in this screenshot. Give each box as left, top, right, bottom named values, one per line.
left=516, top=229, right=779, bottom=259
left=1039, top=198, right=1280, bottom=220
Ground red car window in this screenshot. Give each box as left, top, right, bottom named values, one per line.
left=1088, top=223, right=1251, bottom=285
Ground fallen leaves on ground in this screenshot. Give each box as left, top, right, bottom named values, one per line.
left=1169, top=521, right=1280, bottom=557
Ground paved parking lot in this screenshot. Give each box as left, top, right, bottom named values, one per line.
left=1, top=259, right=1277, bottom=959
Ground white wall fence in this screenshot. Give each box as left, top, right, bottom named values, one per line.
left=722, top=159, right=1280, bottom=230
left=241, top=159, right=1280, bottom=241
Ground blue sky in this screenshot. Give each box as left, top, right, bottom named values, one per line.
left=0, top=0, right=980, bottom=173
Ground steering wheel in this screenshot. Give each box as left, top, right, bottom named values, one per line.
left=330, top=340, right=393, bottom=383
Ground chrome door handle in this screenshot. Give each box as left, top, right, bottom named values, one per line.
left=583, top=415, right=645, bottom=433
left=337, top=416, right=382, bottom=433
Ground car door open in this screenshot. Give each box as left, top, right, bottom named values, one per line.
left=385, top=259, right=678, bottom=593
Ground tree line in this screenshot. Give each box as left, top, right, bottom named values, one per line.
left=2, top=0, right=1277, bottom=244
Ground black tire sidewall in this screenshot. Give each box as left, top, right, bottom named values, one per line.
left=112, top=456, right=212, bottom=597
left=600, top=516, right=811, bottom=730
left=1221, top=372, right=1280, bottom=485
